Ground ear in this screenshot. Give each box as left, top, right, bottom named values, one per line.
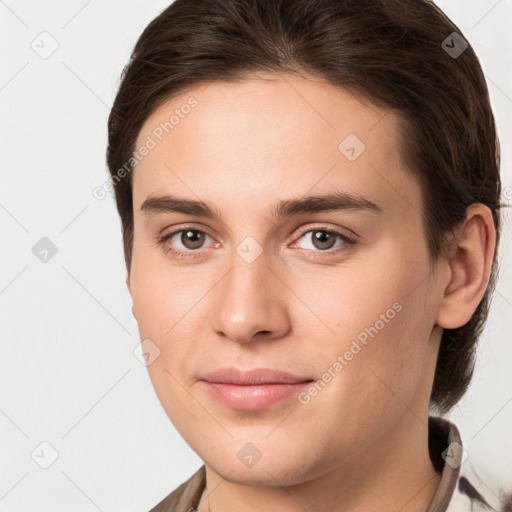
left=436, top=204, right=496, bottom=329
left=126, top=275, right=136, bottom=319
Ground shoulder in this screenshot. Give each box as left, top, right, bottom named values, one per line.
left=451, top=458, right=512, bottom=512
left=428, top=415, right=512, bottom=512
left=148, top=465, right=206, bottom=512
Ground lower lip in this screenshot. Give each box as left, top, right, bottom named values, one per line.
left=200, top=381, right=312, bottom=410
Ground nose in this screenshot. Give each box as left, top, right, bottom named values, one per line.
left=211, top=247, right=291, bottom=345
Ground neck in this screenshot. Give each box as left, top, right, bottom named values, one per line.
left=198, top=411, right=442, bottom=512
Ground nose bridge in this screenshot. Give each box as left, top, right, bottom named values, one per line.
left=211, top=239, right=289, bottom=343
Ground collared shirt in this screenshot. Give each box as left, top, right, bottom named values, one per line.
left=148, top=416, right=510, bottom=512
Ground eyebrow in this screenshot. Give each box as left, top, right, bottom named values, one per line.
left=140, top=191, right=382, bottom=220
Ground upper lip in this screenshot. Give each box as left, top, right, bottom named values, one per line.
left=200, top=367, right=314, bottom=385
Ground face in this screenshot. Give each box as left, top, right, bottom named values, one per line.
left=128, top=73, right=444, bottom=485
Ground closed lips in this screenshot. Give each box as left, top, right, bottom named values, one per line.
left=200, top=367, right=315, bottom=385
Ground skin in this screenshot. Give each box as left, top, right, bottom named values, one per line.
left=126, top=72, right=495, bottom=512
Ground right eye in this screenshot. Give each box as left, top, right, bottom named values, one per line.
left=159, top=228, right=216, bottom=258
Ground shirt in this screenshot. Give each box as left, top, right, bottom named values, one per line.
left=148, top=416, right=511, bottom=512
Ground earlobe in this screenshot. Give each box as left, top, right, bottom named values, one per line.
left=435, top=204, right=496, bottom=329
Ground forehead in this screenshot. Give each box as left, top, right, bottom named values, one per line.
left=132, top=73, right=421, bottom=218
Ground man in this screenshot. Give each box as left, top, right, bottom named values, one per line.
left=106, top=0, right=508, bottom=510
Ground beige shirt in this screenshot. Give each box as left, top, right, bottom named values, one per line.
left=148, top=416, right=510, bottom=512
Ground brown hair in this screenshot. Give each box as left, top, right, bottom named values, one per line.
left=106, top=0, right=503, bottom=413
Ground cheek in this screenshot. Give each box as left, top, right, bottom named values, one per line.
left=129, top=246, right=218, bottom=390
left=300, top=245, right=434, bottom=406
left=129, top=260, right=204, bottom=428
left=130, top=240, right=201, bottom=337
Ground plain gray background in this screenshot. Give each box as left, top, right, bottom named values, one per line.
left=1, top=1, right=511, bottom=510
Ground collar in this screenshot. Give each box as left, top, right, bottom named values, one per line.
left=149, top=416, right=506, bottom=511
left=427, top=415, right=503, bottom=511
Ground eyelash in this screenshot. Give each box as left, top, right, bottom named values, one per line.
left=158, top=225, right=357, bottom=260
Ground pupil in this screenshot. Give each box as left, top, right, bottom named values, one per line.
left=182, top=230, right=204, bottom=249
left=314, top=230, right=335, bottom=250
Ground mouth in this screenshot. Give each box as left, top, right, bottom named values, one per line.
left=199, top=367, right=315, bottom=410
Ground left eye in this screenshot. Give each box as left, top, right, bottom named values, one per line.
left=294, top=229, right=350, bottom=251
